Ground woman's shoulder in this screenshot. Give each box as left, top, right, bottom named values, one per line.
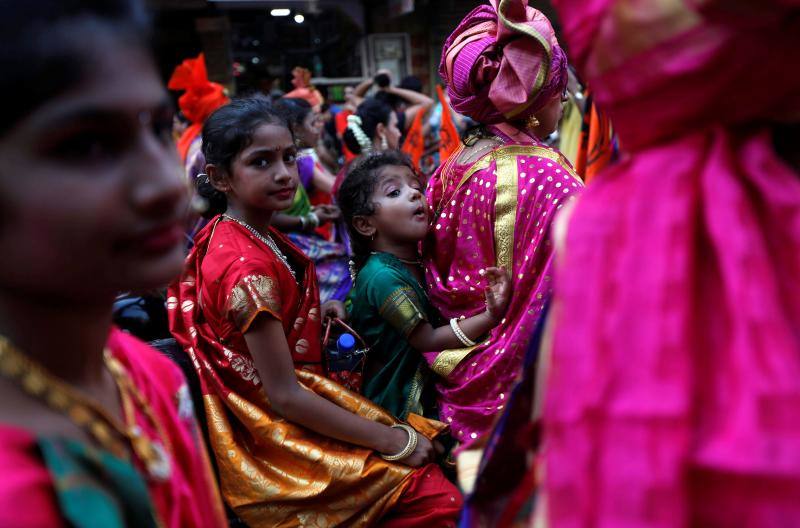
left=107, top=328, right=184, bottom=393
left=201, top=220, right=281, bottom=279
left=494, top=143, right=579, bottom=177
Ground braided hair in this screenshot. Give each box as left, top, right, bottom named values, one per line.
left=336, top=150, right=418, bottom=280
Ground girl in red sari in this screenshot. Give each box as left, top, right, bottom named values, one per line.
left=169, top=96, right=461, bottom=527
left=0, top=2, right=226, bottom=526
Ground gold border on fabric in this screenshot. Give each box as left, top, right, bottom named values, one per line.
left=401, top=366, right=426, bottom=419
left=493, top=148, right=520, bottom=271
left=228, top=274, right=282, bottom=333
left=434, top=149, right=495, bottom=219
left=379, top=287, right=427, bottom=338
left=431, top=343, right=481, bottom=378
left=431, top=145, right=577, bottom=379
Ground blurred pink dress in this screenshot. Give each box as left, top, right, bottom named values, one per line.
left=544, top=1, right=800, bottom=526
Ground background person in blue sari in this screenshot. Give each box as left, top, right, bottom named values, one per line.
left=271, top=98, right=352, bottom=302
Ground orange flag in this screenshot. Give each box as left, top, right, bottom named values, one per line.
left=437, top=85, right=460, bottom=162
left=402, top=110, right=425, bottom=170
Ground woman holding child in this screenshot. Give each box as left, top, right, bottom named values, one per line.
left=423, top=0, right=583, bottom=447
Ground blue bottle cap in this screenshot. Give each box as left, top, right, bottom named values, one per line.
left=337, top=333, right=356, bottom=352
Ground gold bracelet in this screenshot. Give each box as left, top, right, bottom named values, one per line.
left=450, top=317, right=476, bottom=347
left=380, top=424, right=418, bottom=462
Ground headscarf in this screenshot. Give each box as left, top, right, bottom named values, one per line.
left=440, top=0, right=568, bottom=126
left=168, top=53, right=229, bottom=162
left=284, top=67, right=324, bottom=111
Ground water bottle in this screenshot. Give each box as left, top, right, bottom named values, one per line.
left=336, top=333, right=356, bottom=358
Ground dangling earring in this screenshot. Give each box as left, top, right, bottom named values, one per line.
left=380, top=134, right=389, bottom=151
left=370, top=232, right=376, bottom=242
left=526, top=115, right=540, bottom=129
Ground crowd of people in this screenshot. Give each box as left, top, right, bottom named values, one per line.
left=1, top=0, right=798, bottom=527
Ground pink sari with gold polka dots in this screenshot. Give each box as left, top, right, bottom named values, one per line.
left=423, top=131, right=582, bottom=448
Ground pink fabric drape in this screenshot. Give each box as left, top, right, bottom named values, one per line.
left=424, top=133, right=582, bottom=449
left=544, top=1, right=800, bottom=526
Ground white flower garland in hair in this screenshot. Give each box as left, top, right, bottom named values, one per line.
left=346, top=114, right=373, bottom=154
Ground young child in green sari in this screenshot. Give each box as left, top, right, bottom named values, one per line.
left=338, top=151, right=511, bottom=420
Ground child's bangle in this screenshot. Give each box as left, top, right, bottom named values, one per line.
left=450, top=317, right=476, bottom=347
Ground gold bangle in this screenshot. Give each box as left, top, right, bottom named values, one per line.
left=380, top=424, right=418, bottom=462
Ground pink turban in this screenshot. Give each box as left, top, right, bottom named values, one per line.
left=440, top=0, right=568, bottom=125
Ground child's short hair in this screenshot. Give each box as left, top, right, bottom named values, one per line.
left=336, top=150, right=418, bottom=272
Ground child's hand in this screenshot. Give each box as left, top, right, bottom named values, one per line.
left=313, top=205, right=341, bottom=225
left=321, top=300, right=347, bottom=320
left=481, top=267, right=511, bottom=322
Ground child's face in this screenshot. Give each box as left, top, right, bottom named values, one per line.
left=225, top=123, right=299, bottom=214
left=370, top=164, right=429, bottom=244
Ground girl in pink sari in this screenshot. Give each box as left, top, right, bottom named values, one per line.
left=424, top=0, right=582, bottom=448
left=543, top=0, right=800, bottom=526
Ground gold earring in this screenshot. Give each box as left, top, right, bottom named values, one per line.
left=526, top=115, right=540, bottom=129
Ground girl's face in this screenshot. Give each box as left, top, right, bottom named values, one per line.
left=221, top=123, right=299, bottom=215
left=365, top=164, right=428, bottom=244
left=297, top=110, right=322, bottom=148
left=378, top=111, right=402, bottom=150
left=0, top=42, right=187, bottom=302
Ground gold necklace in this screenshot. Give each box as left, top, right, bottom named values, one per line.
left=434, top=139, right=501, bottom=221
left=0, top=336, right=173, bottom=482
left=222, top=214, right=298, bottom=281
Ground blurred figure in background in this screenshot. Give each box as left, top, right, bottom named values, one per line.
left=0, top=1, right=226, bottom=526
left=355, top=70, right=434, bottom=144
left=284, top=66, right=324, bottom=111
left=272, top=97, right=352, bottom=303
left=543, top=0, right=800, bottom=526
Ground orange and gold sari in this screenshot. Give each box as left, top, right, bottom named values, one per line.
left=168, top=216, right=458, bottom=527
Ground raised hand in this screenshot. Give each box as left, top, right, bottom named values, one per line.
left=481, top=266, right=512, bottom=322
left=321, top=300, right=346, bottom=320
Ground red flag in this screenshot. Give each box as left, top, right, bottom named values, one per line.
left=401, top=110, right=425, bottom=170
left=437, top=85, right=459, bottom=162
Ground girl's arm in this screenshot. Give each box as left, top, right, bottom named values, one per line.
left=311, top=163, right=336, bottom=194
left=408, top=267, right=511, bottom=351
left=353, top=77, right=374, bottom=98
left=383, top=86, right=434, bottom=131
left=271, top=213, right=304, bottom=231
left=244, top=315, right=435, bottom=466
